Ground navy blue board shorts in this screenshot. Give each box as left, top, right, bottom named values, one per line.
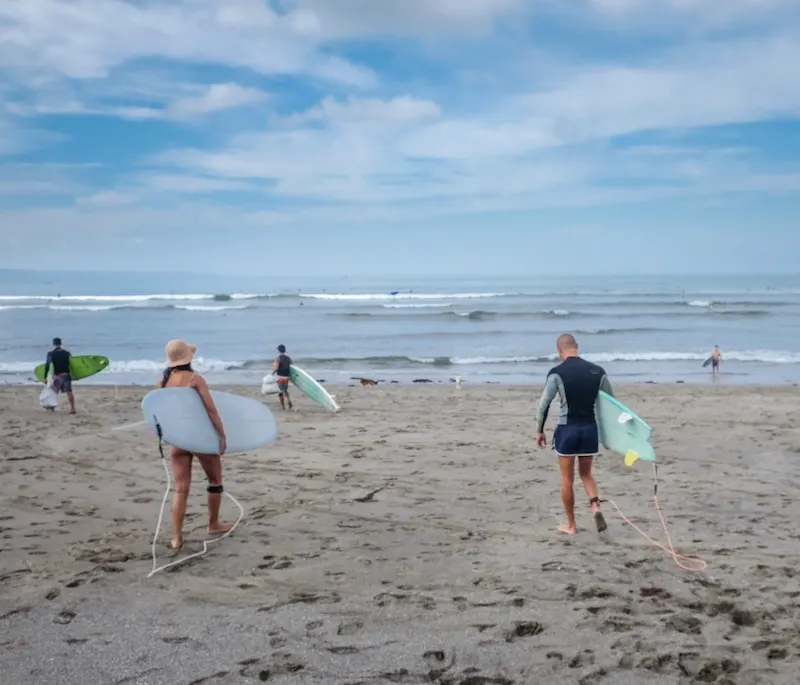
left=552, top=423, right=599, bottom=457
left=53, top=373, right=72, bottom=393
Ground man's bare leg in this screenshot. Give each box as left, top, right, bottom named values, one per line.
left=579, top=456, right=607, bottom=532
left=279, top=391, right=286, bottom=410
left=285, top=389, right=293, bottom=409
left=67, top=392, right=76, bottom=414
left=558, top=456, right=577, bottom=534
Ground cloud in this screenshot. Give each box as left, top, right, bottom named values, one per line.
left=143, top=30, right=800, bottom=209
left=120, top=83, right=269, bottom=120
left=291, top=95, right=442, bottom=123
left=0, top=117, right=66, bottom=156
left=0, top=162, right=94, bottom=195
left=279, top=0, right=527, bottom=38
left=585, top=0, right=799, bottom=28
left=0, top=0, right=798, bottom=274
left=0, top=0, right=377, bottom=88
left=7, top=82, right=269, bottom=121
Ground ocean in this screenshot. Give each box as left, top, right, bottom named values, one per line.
left=1, top=271, right=799, bottom=387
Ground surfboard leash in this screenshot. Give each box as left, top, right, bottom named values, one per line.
left=602, top=463, right=707, bottom=573
left=147, top=415, right=245, bottom=578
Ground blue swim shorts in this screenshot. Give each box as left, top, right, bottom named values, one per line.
left=553, top=423, right=599, bottom=457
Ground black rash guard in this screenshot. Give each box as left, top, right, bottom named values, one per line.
left=535, top=356, right=613, bottom=433
left=276, top=354, right=292, bottom=377
left=44, top=347, right=71, bottom=377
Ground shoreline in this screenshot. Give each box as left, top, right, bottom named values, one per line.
left=3, top=375, right=799, bottom=388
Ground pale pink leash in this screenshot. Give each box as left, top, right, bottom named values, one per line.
left=602, top=464, right=707, bottom=572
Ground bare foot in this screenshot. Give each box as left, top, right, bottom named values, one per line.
left=169, top=538, right=183, bottom=550
left=557, top=524, right=577, bottom=535
left=208, top=522, right=232, bottom=535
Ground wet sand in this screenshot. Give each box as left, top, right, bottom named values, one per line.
left=1, top=383, right=799, bottom=685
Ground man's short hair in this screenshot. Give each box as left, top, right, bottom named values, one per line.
left=53, top=337, right=62, bottom=346
left=557, top=333, right=578, bottom=351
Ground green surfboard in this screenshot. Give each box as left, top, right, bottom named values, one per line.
left=35, top=355, right=110, bottom=382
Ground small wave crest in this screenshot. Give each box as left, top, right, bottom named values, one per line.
left=3, top=350, right=799, bottom=377
left=301, top=292, right=508, bottom=301
left=0, top=303, right=252, bottom=312
left=0, top=292, right=268, bottom=303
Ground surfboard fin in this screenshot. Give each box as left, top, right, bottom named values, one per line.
left=624, top=450, right=640, bottom=467
left=618, top=412, right=633, bottom=424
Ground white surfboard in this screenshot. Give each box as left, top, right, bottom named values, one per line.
left=290, top=365, right=339, bottom=412
left=141, top=388, right=278, bottom=454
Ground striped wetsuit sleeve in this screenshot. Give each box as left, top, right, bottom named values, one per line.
left=535, top=373, right=559, bottom=433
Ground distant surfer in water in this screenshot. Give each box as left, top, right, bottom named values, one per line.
left=273, top=344, right=293, bottom=410
left=711, top=345, right=721, bottom=376
left=535, top=334, right=613, bottom=536
left=160, top=339, right=231, bottom=550
left=42, top=337, right=76, bottom=414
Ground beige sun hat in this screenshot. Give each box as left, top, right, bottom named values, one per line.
left=165, top=339, right=197, bottom=368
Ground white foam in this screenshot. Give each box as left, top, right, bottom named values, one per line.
left=0, top=293, right=267, bottom=302
left=383, top=303, right=453, bottom=309
left=0, top=356, right=241, bottom=375
left=2, top=350, right=799, bottom=376
left=301, top=292, right=507, bottom=301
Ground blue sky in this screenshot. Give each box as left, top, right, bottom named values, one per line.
left=1, top=0, right=799, bottom=277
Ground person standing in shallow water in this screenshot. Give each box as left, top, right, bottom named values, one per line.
left=710, top=345, right=721, bottom=377
left=535, top=333, right=612, bottom=536
left=273, top=344, right=293, bottom=410
left=159, top=339, right=231, bottom=550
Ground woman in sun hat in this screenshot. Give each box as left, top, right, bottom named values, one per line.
left=160, top=339, right=230, bottom=549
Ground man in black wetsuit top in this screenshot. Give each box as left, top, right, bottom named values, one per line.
left=273, top=344, right=293, bottom=410
left=535, top=334, right=613, bottom=536
left=42, top=337, right=76, bottom=414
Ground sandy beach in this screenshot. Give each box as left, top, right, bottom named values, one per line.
left=2, top=382, right=799, bottom=684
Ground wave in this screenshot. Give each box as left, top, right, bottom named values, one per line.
left=4, top=349, right=797, bottom=375
left=327, top=309, right=580, bottom=321
left=0, top=292, right=269, bottom=302
left=300, top=292, right=509, bottom=301
left=382, top=303, right=453, bottom=309
left=0, top=303, right=253, bottom=312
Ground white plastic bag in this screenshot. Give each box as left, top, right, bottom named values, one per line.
left=39, top=382, right=58, bottom=409
left=261, top=374, right=279, bottom=395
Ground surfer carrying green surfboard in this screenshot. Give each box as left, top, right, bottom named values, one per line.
left=41, top=337, right=76, bottom=414
left=535, top=334, right=613, bottom=536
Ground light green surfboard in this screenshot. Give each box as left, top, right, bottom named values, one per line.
left=35, top=355, right=110, bottom=382
left=290, top=365, right=339, bottom=412
left=596, top=391, right=656, bottom=466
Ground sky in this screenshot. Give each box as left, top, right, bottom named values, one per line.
left=1, top=0, right=799, bottom=277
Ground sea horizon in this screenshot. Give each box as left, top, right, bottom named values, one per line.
left=2, top=271, right=798, bottom=387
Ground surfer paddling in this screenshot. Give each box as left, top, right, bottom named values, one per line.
left=160, top=339, right=231, bottom=549
left=273, top=344, right=293, bottom=410
left=535, top=334, right=613, bottom=536
left=41, top=337, right=76, bottom=414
